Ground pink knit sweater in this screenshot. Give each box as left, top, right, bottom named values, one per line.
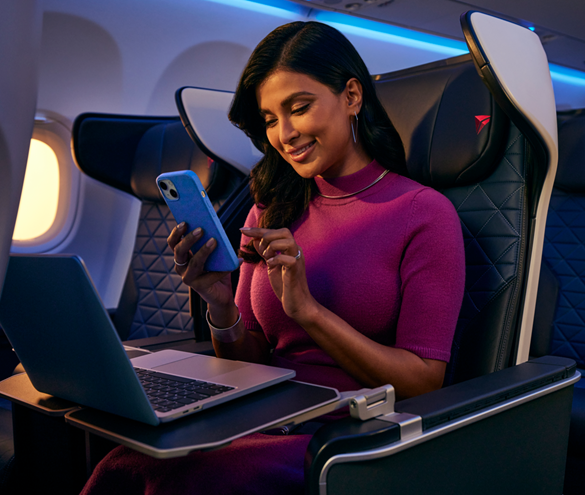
left=236, top=160, right=465, bottom=391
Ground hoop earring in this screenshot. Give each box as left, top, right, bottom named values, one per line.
left=351, top=111, right=358, bottom=143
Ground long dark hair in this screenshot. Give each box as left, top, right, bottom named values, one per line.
left=229, top=21, right=406, bottom=263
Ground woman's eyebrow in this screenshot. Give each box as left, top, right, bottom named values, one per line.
left=259, top=91, right=315, bottom=116
left=280, top=91, right=315, bottom=107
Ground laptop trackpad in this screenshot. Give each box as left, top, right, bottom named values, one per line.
left=154, top=355, right=250, bottom=381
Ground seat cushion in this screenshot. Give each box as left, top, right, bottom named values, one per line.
left=543, top=189, right=585, bottom=367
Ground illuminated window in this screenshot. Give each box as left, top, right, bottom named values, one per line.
left=12, top=139, right=60, bottom=241
left=10, top=113, right=80, bottom=253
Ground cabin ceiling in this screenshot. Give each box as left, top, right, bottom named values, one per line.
left=292, top=0, right=585, bottom=72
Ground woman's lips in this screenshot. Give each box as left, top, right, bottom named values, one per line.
left=289, top=141, right=315, bottom=162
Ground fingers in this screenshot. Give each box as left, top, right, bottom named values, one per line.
left=169, top=227, right=202, bottom=269
left=167, top=222, right=188, bottom=251
left=180, top=229, right=204, bottom=263
left=168, top=222, right=217, bottom=278
left=182, top=261, right=227, bottom=288
left=239, top=227, right=270, bottom=238
left=240, top=227, right=291, bottom=246
left=240, top=227, right=299, bottom=260
left=260, top=238, right=298, bottom=261
left=266, top=250, right=302, bottom=273
left=179, top=236, right=216, bottom=276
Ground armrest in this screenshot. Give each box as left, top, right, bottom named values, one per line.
left=396, top=355, right=575, bottom=430
left=306, top=356, right=578, bottom=494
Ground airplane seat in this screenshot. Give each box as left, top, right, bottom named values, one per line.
left=72, top=114, right=245, bottom=341
left=179, top=16, right=571, bottom=490
left=533, top=111, right=585, bottom=494
left=539, top=113, right=585, bottom=367
left=376, top=54, right=519, bottom=387
left=300, top=12, right=571, bottom=493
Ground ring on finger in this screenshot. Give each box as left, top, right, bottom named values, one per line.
left=294, top=250, right=301, bottom=260
left=174, top=258, right=189, bottom=267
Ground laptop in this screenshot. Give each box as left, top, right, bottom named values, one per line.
left=0, top=254, right=295, bottom=425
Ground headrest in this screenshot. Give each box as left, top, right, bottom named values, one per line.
left=374, top=55, right=508, bottom=188
left=131, top=121, right=218, bottom=202
left=73, top=114, right=178, bottom=194
left=555, top=113, right=585, bottom=192
left=72, top=113, right=225, bottom=203
left=176, top=87, right=264, bottom=175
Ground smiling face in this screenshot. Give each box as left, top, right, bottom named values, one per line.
left=256, top=70, right=371, bottom=179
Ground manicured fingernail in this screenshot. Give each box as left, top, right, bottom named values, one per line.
left=267, top=257, right=274, bottom=264
left=206, top=238, right=216, bottom=247
left=192, top=227, right=202, bottom=236
left=262, top=249, right=268, bottom=257
left=239, top=227, right=252, bottom=231
left=178, top=222, right=185, bottom=229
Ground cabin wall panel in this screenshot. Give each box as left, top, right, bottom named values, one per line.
left=146, top=41, right=253, bottom=115
left=40, top=0, right=305, bottom=118
left=0, top=0, right=42, bottom=297
left=38, top=11, right=124, bottom=118
left=40, top=0, right=449, bottom=119
left=46, top=176, right=142, bottom=310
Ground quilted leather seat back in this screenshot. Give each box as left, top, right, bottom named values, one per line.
left=72, top=114, right=244, bottom=340
left=375, top=55, right=530, bottom=385
left=126, top=121, right=238, bottom=340
left=129, top=202, right=194, bottom=339
left=542, top=113, right=585, bottom=367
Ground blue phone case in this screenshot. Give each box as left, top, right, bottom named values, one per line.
left=156, top=171, right=239, bottom=272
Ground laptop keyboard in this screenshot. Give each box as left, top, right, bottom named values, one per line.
left=134, top=368, right=235, bottom=413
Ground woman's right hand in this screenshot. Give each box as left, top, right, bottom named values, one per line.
left=167, top=222, right=239, bottom=310
left=169, top=222, right=268, bottom=361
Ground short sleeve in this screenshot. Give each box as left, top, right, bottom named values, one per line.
left=394, top=188, right=465, bottom=362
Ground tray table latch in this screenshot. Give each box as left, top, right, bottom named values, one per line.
left=349, top=385, right=395, bottom=421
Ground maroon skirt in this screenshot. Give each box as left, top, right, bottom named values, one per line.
left=80, top=432, right=313, bottom=495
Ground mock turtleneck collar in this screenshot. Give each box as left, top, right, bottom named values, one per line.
left=314, top=160, right=387, bottom=198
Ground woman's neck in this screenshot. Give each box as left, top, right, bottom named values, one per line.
left=318, top=143, right=372, bottom=179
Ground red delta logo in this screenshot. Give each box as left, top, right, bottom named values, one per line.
left=475, top=115, right=491, bottom=135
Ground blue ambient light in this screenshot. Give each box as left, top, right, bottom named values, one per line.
left=549, top=64, right=585, bottom=86
left=204, top=0, right=304, bottom=19
left=315, top=11, right=469, bottom=57
left=203, top=0, right=585, bottom=89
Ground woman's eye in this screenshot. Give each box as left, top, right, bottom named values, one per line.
left=291, top=104, right=310, bottom=115
left=264, top=119, right=277, bottom=129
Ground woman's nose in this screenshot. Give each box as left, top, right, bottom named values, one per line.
left=280, top=120, right=300, bottom=145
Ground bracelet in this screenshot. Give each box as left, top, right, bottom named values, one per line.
left=206, top=306, right=243, bottom=343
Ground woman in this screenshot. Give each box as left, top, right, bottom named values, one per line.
left=82, top=21, right=464, bottom=494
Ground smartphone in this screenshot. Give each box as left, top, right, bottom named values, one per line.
left=156, top=170, right=239, bottom=272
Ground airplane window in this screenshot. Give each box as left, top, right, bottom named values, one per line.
left=10, top=113, right=81, bottom=253
left=12, top=139, right=60, bottom=241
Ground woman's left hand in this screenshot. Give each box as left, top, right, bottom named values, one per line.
left=240, top=227, right=316, bottom=323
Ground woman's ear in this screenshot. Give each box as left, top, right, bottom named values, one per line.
left=345, top=78, right=364, bottom=114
